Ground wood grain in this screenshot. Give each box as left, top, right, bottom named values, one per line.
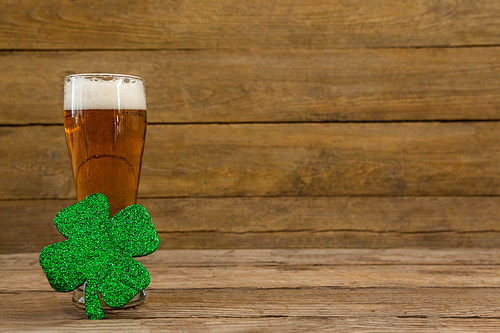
left=2, top=249, right=500, bottom=331
left=3, top=197, right=500, bottom=253
left=2, top=48, right=500, bottom=124
left=3, top=249, right=500, bottom=291
left=3, top=317, right=500, bottom=333
left=158, top=230, right=500, bottom=250
left=7, top=261, right=499, bottom=291
left=2, top=122, right=500, bottom=200
left=1, top=0, right=500, bottom=50
left=2, top=288, right=500, bottom=320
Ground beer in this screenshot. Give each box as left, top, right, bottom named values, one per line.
left=64, top=74, right=147, bottom=217
left=64, top=109, right=146, bottom=216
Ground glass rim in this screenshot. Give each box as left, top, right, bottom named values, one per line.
left=65, top=73, right=144, bottom=81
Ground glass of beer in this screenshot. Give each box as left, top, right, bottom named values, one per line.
left=63, top=73, right=147, bottom=308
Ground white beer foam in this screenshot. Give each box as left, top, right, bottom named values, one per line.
left=64, top=75, right=146, bottom=110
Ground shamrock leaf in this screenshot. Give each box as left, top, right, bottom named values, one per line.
left=39, top=193, right=159, bottom=320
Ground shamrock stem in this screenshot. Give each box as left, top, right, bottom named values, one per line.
left=84, top=282, right=104, bottom=320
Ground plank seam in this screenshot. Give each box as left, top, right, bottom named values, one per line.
left=3, top=286, right=500, bottom=294
left=157, top=229, right=489, bottom=235
left=2, top=44, right=500, bottom=52
left=4, top=119, right=500, bottom=127
left=3, top=194, right=500, bottom=202
left=3, top=264, right=500, bottom=272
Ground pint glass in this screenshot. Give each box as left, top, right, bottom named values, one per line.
left=63, top=73, right=147, bottom=308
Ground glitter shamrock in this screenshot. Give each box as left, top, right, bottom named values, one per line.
left=39, top=193, right=159, bottom=320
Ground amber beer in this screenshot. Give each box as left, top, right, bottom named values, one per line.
left=64, top=74, right=147, bottom=217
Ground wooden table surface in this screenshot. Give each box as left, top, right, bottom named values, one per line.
left=2, top=248, right=500, bottom=332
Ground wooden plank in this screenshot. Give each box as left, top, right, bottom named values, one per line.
left=1, top=0, right=500, bottom=50
left=2, top=288, right=500, bottom=321
left=4, top=250, right=500, bottom=291
left=2, top=122, right=500, bottom=200
left=158, top=230, right=500, bottom=250
left=151, top=195, right=500, bottom=232
left=111, top=288, right=500, bottom=319
left=5, top=248, right=500, bottom=270
left=3, top=197, right=500, bottom=253
left=117, top=122, right=500, bottom=197
left=2, top=48, right=500, bottom=124
left=144, top=195, right=500, bottom=248
left=8, top=263, right=500, bottom=291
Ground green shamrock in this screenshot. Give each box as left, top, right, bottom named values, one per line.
left=39, top=193, right=159, bottom=320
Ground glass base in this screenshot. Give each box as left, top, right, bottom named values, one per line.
left=72, top=284, right=146, bottom=310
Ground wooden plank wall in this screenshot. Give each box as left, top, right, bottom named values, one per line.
left=1, top=0, right=500, bottom=253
